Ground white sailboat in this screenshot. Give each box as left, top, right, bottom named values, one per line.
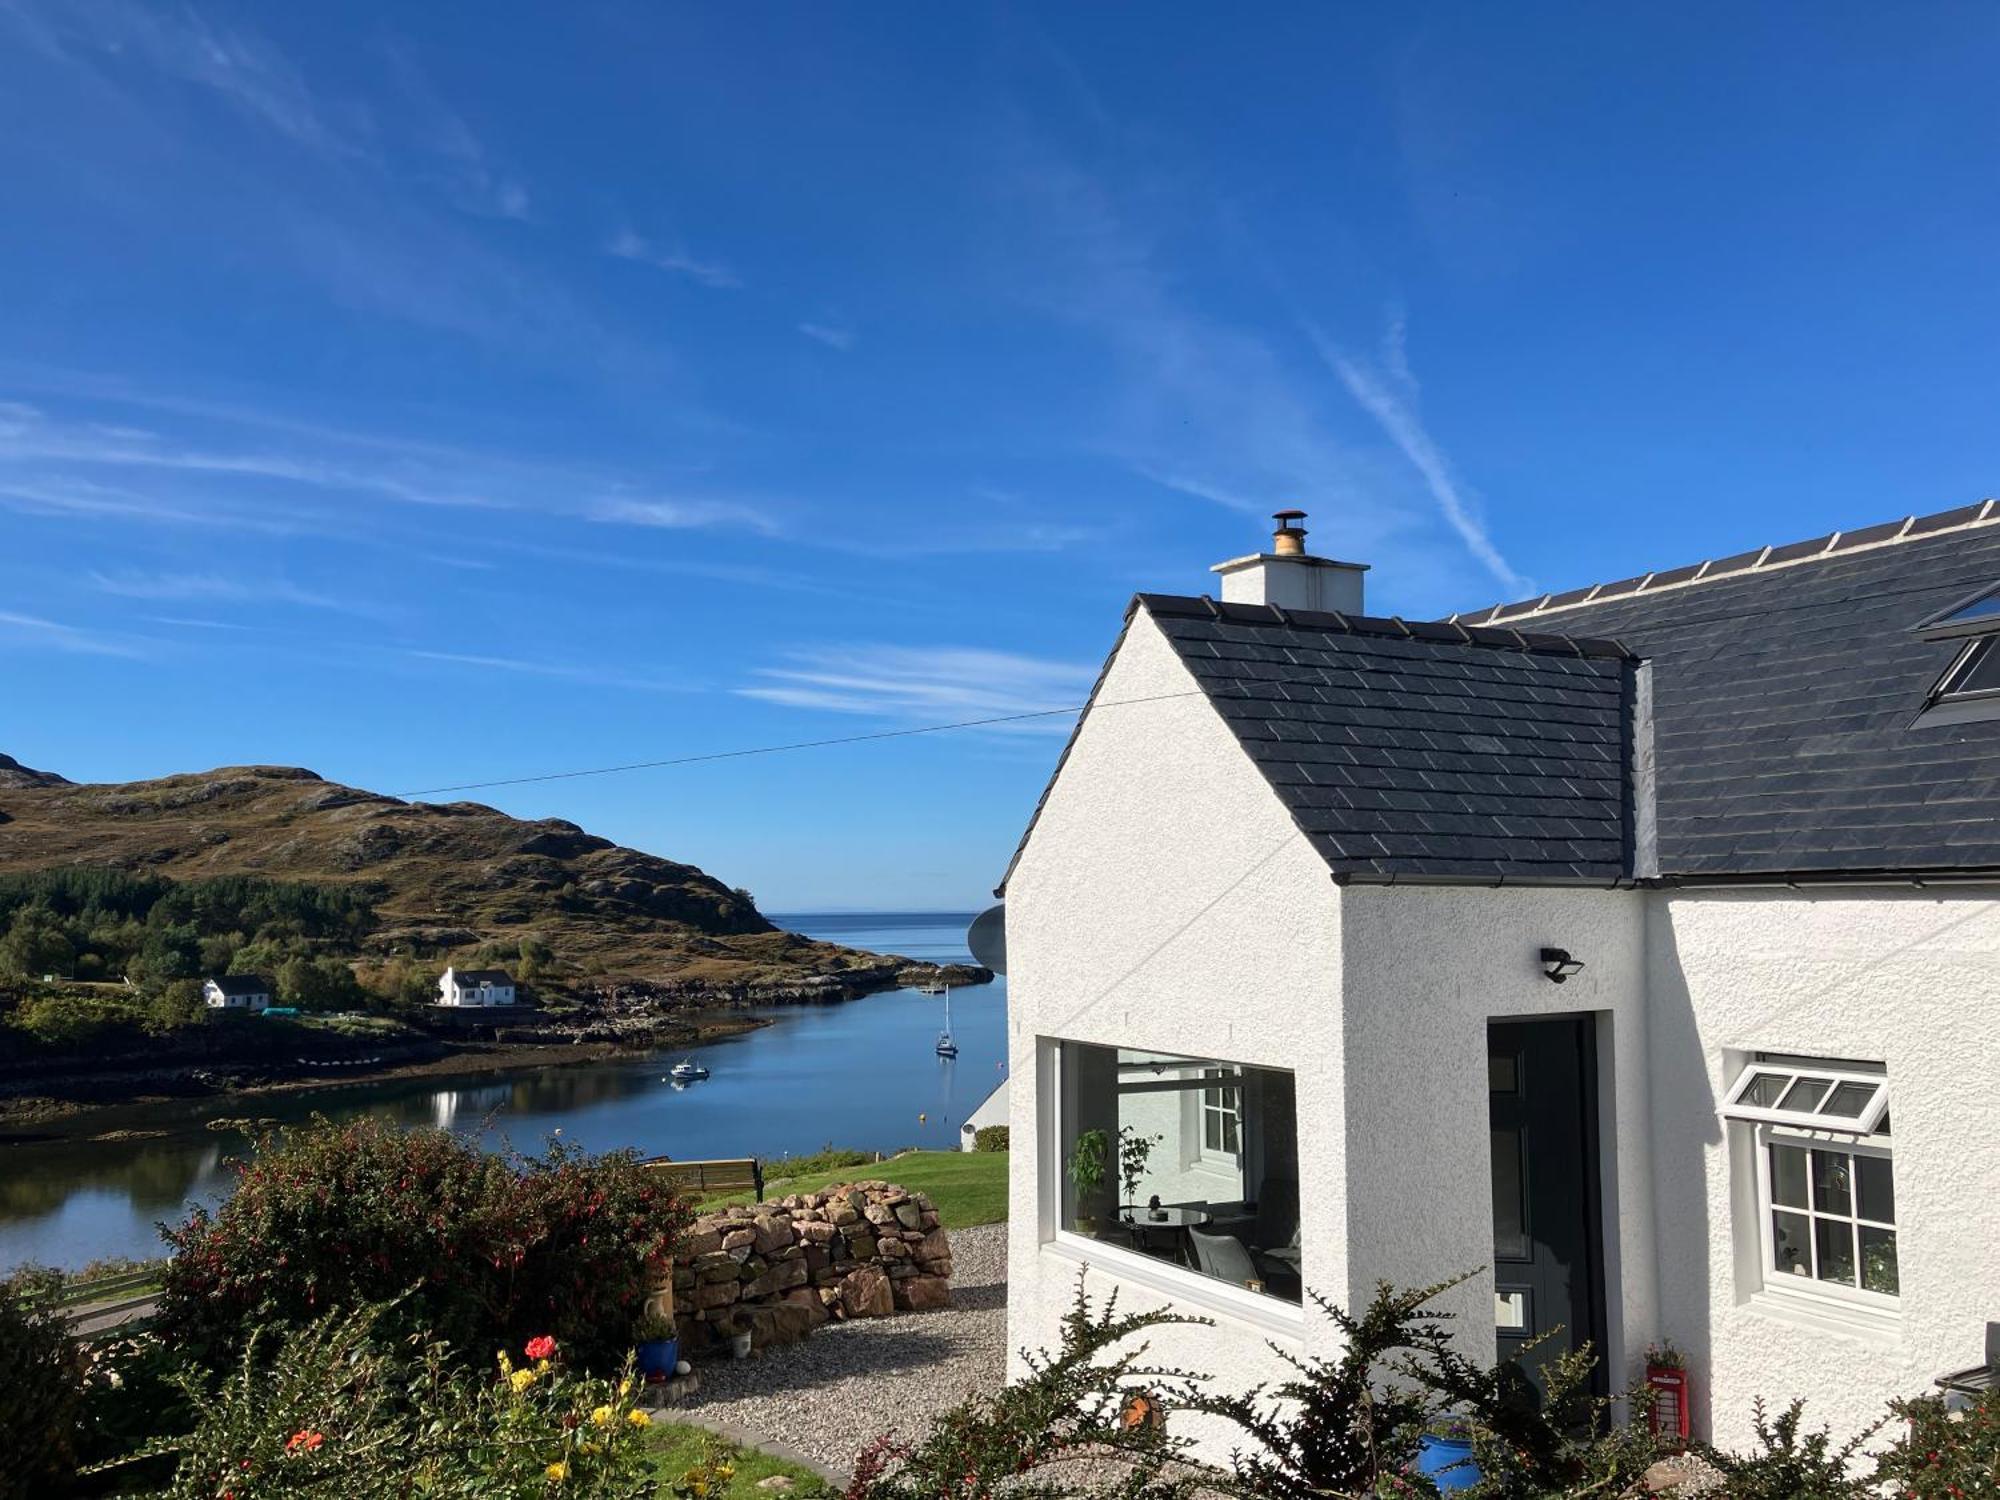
left=934, top=986, right=958, bottom=1058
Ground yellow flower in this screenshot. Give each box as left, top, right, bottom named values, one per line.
left=546, top=1459, right=569, bottom=1482
left=626, top=1407, right=651, bottom=1428
left=618, top=1376, right=634, bottom=1398
left=510, top=1368, right=537, bottom=1394
left=590, top=1405, right=614, bottom=1427
left=498, top=1352, right=515, bottom=1375
left=717, top=1463, right=736, bottom=1480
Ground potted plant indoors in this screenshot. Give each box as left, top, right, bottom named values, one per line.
left=1068, top=1128, right=1110, bottom=1236
left=1414, top=1414, right=1482, bottom=1493
left=1117, top=1126, right=1163, bottom=1218
left=634, top=1310, right=679, bottom=1383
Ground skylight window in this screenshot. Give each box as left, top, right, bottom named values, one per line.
left=1722, top=1062, right=1889, bottom=1135
left=1933, top=637, right=2000, bottom=703
left=1915, top=583, right=2000, bottom=640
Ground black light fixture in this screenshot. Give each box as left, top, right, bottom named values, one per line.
left=1540, top=947, right=1585, bottom=984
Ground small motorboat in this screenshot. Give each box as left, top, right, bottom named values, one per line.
left=668, top=1059, right=710, bottom=1083
left=917, top=980, right=947, bottom=996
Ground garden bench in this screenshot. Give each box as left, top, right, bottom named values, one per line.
left=639, top=1155, right=764, bottom=1201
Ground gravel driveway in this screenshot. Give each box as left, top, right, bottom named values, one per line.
left=681, top=1220, right=1009, bottom=1481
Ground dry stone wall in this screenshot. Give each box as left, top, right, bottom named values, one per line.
left=669, top=1180, right=953, bottom=1355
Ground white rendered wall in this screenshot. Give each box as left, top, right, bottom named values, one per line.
left=1336, top=885, right=1655, bottom=1393
left=1646, top=888, right=2000, bottom=1451
left=1003, top=606, right=1347, bottom=1446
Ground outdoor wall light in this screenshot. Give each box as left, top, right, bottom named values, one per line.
left=1540, top=947, right=1585, bottom=984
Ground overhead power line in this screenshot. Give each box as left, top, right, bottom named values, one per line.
left=392, top=690, right=1210, bottom=799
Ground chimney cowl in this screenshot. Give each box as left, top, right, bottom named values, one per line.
left=1209, top=508, right=1368, bottom=614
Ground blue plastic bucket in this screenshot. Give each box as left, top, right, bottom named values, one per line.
left=636, top=1337, right=680, bottom=1381
left=1414, top=1434, right=1481, bottom=1492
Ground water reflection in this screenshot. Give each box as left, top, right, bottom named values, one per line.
left=1, top=914, right=1006, bottom=1271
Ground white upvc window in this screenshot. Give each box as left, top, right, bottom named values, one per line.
left=1723, top=1055, right=1898, bottom=1319
left=1200, top=1067, right=1242, bottom=1162
left=1757, top=1128, right=1898, bottom=1303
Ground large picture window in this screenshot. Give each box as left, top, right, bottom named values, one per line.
left=1054, top=1041, right=1299, bottom=1305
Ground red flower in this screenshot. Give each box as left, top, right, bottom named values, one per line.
left=524, top=1335, right=556, bottom=1361
left=286, top=1429, right=325, bottom=1453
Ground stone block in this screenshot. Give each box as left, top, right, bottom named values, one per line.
left=694, top=1280, right=741, bottom=1311
left=721, top=1228, right=756, bottom=1251
left=893, top=1275, right=951, bottom=1312
left=836, top=1263, right=894, bottom=1319
left=893, top=1202, right=922, bottom=1229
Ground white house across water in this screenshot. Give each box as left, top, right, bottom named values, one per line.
left=999, top=506, right=2000, bottom=1454
left=436, top=966, right=517, bottom=1007
left=203, top=974, right=272, bottom=1011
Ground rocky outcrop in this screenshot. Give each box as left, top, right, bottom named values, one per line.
left=670, top=1181, right=953, bottom=1356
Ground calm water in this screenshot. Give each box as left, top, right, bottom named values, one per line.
left=0, top=913, right=1005, bottom=1272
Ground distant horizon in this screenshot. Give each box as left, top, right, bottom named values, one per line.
left=7, top=3, right=1998, bottom=907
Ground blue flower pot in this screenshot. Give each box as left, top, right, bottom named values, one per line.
left=1414, top=1434, right=1481, bottom=1492
left=636, top=1337, right=679, bottom=1381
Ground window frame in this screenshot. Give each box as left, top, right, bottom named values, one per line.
left=1720, top=1062, right=1889, bottom=1134
left=1752, top=1124, right=1899, bottom=1315
left=1040, top=1037, right=1306, bottom=1339
left=1930, top=636, right=2000, bottom=704
left=1914, top=582, right=2000, bottom=641
left=1198, top=1066, right=1243, bottom=1166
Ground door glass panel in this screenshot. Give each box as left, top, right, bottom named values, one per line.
left=1768, top=1144, right=1809, bottom=1209
left=1740, top=1072, right=1791, bottom=1108
left=1811, top=1151, right=1853, bottom=1215
left=1819, top=1081, right=1876, bottom=1119
left=1489, top=1053, right=1519, bottom=1092
left=1771, top=1211, right=1812, bottom=1277
left=1491, top=1127, right=1529, bottom=1260
left=1854, top=1155, right=1895, bottom=1224
left=1814, top=1218, right=1857, bottom=1286
left=1778, top=1076, right=1831, bottom=1111
left=1860, top=1227, right=1898, bottom=1295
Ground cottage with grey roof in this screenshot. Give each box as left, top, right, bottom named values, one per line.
left=203, top=974, right=273, bottom=1011
left=436, top=966, right=517, bottom=1007
left=998, top=506, right=2000, bottom=1459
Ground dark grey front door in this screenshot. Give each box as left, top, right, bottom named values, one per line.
left=1488, top=1017, right=1607, bottom=1399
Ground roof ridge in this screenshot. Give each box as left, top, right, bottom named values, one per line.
left=1450, top=499, right=2000, bottom=628
left=1133, top=592, right=1634, bottom=660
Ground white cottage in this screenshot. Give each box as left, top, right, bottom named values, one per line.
left=436, top=966, right=517, bottom=1007
left=203, top=974, right=273, bottom=1011
left=1000, top=506, right=2000, bottom=1455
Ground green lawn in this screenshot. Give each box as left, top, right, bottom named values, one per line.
left=644, top=1422, right=830, bottom=1495
left=703, top=1149, right=1009, bottom=1229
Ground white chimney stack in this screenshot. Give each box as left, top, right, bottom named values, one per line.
left=1210, top=509, right=1367, bottom=614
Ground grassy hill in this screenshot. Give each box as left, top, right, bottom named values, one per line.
left=0, top=755, right=973, bottom=1001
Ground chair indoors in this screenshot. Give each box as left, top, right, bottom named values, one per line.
left=1187, top=1227, right=1262, bottom=1290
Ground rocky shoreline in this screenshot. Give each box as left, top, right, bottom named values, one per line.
left=0, top=961, right=993, bottom=1135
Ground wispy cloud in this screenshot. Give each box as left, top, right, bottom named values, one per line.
left=605, top=229, right=742, bottom=289
left=0, top=609, right=147, bottom=658
left=89, top=569, right=392, bottom=619
left=1298, top=317, right=1529, bottom=596
left=587, top=497, right=779, bottom=534
left=384, top=42, right=530, bottom=221
left=145, top=616, right=252, bottom=631
left=738, top=645, right=1097, bottom=731
left=399, top=649, right=692, bottom=694
left=797, top=321, right=854, bottom=352
left=13, top=0, right=366, bottom=157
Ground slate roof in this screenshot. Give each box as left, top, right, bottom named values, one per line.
left=1447, top=503, right=2000, bottom=881
left=1138, top=596, right=1638, bottom=883
left=451, top=969, right=514, bottom=986
left=208, top=974, right=272, bottom=995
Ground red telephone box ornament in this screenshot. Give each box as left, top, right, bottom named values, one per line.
left=1645, top=1344, right=1691, bottom=1447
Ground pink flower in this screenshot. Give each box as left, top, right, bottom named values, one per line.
left=524, top=1335, right=556, bottom=1361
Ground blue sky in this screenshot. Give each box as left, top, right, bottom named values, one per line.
left=3, top=3, right=1997, bottom=909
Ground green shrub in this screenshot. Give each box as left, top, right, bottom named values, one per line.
left=1874, top=1386, right=1999, bottom=1499
left=158, top=1117, right=691, bottom=1369
left=972, top=1125, right=1010, bottom=1153
left=766, top=1145, right=876, bottom=1179
left=0, top=1268, right=88, bottom=1500
left=90, top=1304, right=660, bottom=1499
left=1695, top=1398, right=1875, bottom=1499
